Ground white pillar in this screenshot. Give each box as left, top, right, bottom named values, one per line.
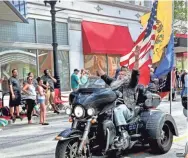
left=68, top=18, right=84, bottom=75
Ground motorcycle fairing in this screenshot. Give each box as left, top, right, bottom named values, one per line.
left=140, top=110, right=178, bottom=139
left=70, top=88, right=117, bottom=110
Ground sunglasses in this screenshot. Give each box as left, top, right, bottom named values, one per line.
left=121, top=67, right=129, bottom=72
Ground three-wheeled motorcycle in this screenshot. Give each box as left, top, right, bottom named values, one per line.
left=55, top=78, right=178, bottom=158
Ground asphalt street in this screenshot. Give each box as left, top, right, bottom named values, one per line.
left=0, top=98, right=187, bottom=158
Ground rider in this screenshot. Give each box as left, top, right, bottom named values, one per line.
left=95, top=46, right=140, bottom=147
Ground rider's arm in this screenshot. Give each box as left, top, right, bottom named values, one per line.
left=101, top=74, right=114, bottom=86
left=96, top=61, right=105, bottom=77
left=129, top=70, right=140, bottom=88
left=132, top=46, right=140, bottom=71
left=94, top=56, right=114, bottom=85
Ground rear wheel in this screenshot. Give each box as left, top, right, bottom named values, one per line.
left=149, top=123, right=173, bottom=154
left=55, top=139, right=91, bottom=158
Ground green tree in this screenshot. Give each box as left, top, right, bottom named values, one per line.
left=174, top=0, right=188, bottom=34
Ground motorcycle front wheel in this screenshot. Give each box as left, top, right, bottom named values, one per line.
left=55, top=139, right=91, bottom=158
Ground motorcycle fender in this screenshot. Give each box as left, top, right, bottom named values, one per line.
left=55, top=128, right=82, bottom=141
left=140, top=110, right=179, bottom=139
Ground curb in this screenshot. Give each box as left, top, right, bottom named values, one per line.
left=3, top=110, right=68, bottom=126
left=46, top=110, right=67, bottom=118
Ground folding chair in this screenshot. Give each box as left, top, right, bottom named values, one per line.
left=54, top=88, right=69, bottom=110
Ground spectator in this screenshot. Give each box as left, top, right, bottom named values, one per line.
left=181, top=70, right=188, bottom=96
left=71, top=69, right=80, bottom=92
left=175, top=68, right=179, bottom=88
left=24, top=72, right=38, bottom=117
left=80, top=69, right=90, bottom=85
left=148, top=67, right=159, bottom=92
left=8, top=69, right=23, bottom=122
left=41, top=69, right=59, bottom=114
left=27, top=72, right=37, bottom=88
left=181, top=70, right=186, bottom=88
left=185, top=70, right=188, bottom=88
left=180, top=70, right=183, bottom=87
left=22, top=76, right=37, bottom=124
left=177, top=71, right=181, bottom=88
left=36, top=77, right=49, bottom=125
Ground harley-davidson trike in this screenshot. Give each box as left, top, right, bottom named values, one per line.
left=55, top=79, right=178, bottom=158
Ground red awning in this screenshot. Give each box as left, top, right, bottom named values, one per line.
left=82, top=21, right=134, bottom=55
left=176, top=52, right=188, bottom=57
left=176, top=33, right=188, bottom=38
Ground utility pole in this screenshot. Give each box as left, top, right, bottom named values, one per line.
left=44, top=0, right=61, bottom=89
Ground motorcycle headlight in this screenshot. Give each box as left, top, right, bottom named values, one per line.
left=65, top=107, right=72, bottom=115
left=87, top=108, right=95, bottom=116
left=74, top=106, right=85, bottom=118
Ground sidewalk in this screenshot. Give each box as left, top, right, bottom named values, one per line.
left=0, top=109, right=67, bottom=127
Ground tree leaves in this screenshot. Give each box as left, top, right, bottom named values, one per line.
left=174, top=0, right=188, bottom=34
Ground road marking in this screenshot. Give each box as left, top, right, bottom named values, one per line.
left=173, top=133, right=188, bottom=143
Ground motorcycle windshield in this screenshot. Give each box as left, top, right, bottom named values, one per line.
left=79, top=77, right=125, bottom=90
left=79, top=77, right=108, bottom=89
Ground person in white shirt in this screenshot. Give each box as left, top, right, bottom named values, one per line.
left=22, top=76, right=37, bottom=124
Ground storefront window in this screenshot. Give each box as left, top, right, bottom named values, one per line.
left=38, top=50, right=54, bottom=76
left=0, top=49, right=70, bottom=92
left=84, top=55, right=120, bottom=77
left=58, top=51, right=70, bottom=91
left=84, top=55, right=107, bottom=76
left=0, top=48, right=36, bottom=91
left=38, top=50, right=70, bottom=91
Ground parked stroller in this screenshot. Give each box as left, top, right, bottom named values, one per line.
left=0, top=90, right=28, bottom=119
left=0, top=90, right=10, bottom=117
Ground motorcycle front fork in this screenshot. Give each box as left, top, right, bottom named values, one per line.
left=77, top=119, right=92, bottom=155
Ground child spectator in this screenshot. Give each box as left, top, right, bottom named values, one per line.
left=36, top=77, right=49, bottom=125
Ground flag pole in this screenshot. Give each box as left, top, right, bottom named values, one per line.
left=170, top=71, right=172, bottom=114
left=170, top=0, right=174, bottom=115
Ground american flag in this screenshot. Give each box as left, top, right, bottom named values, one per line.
left=120, top=0, right=158, bottom=69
